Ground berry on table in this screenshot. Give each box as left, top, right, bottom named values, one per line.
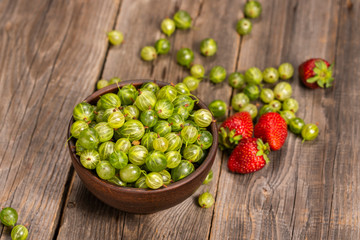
left=141, top=46, right=157, bottom=61
left=236, top=18, right=252, bottom=35
left=200, top=38, right=217, bottom=57
left=107, top=30, right=124, bottom=46
left=244, top=0, right=262, bottom=19
left=198, top=192, right=215, bottom=208
left=278, top=62, right=294, bottom=80
left=161, top=18, right=176, bottom=36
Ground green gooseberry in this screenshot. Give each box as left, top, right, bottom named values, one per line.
left=107, top=175, right=127, bottom=187
left=209, top=66, right=227, bottom=84
left=135, top=176, right=148, bottom=189
left=245, top=67, right=263, bottom=85
left=94, top=122, right=114, bottom=142
left=73, top=102, right=95, bottom=122
left=156, top=85, right=178, bottom=102
left=168, top=113, right=185, bottom=131
left=289, top=117, right=305, bottom=135
left=107, top=30, right=124, bottom=46
left=145, top=172, right=164, bottom=189
left=280, top=110, right=296, bottom=124
left=78, top=128, right=100, bottom=150
left=11, top=225, right=28, bottom=240
left=117, top=85, right=138, bottom=105
left=228, top=72, right=245, bottom=89
left=95, top=110, right=105, bottom=123
left=153, top=121, right=172, bottom=137
left=140, top=109, right=158, bottom=128
left=165, top=132, right=183, bottom=151
left=173, top=10, right=192, bottom=29
left=183, top=144, right=203, bottom=162
left=165, top=151, right=182, bottom=168
left=98, top=141, right=115, bottom=160
left=161, top=18, right=176, bottom=36
left=193, top=109, right=213, bottom=128
left=183, top=76, right=200, bottom=91
left=141, top=46, right=157, bottom=61
left=141, top=82, right=160, bottom=95
left=208, top=100, right=227, bottom=117
left=109, top=151, right=128, bottom=169
left=240, top=103, right=258, bottom=119
left=197, top=149, right=208, bottom=165
left=99, top=93, right=121, bottom=109
left=154, top=99, right=174, bottom=119
left=173, top=95, right=196, bottom=112
left=196, top=130, right=213, bottom=150
left=198, top=192, right=215, bottom=208
left=128, top=145, right=148, bottom=165
left=269, top=100, right=282, bottom=111
left=173, top=106, right=190, bottom=120
left=97, top=79, right=109, bottom=90
left=231, top=93, right=250, bottom=111
left=70, top=120, right=89, bottom=138
left=141, top=132, right=158, bottom=151
left=203, top=170, right=213, bottom=184
left=200, top=38, right=217, bottom=57
left=171, top=160, right=195, bottom=182
left=176, top=48, right=194, bottom=68
left=259, top=105, right=276, bottom=116
left=119, top=164, right=141, bottom=183
left=114, top=138, right=131, bottom=153
left=0, top=207, right=18, bottom=227
left=153, top=137, right=169, bottom=152
left=175, top=82, right=190, bottom=95
left=146, top=151, right=167, bottom=172
left=155, top=38, right=171, bottom=54
left=263, top=67, right=279, bottom=84
left=108, top=77, right=121, bottom=85
left=278, top=62, right=294, bottom=80
left=260, top=88, right=275, bottom=103
left=244, top=0, right=262, bottom=18
left=118, top=120, right=145, bottom=141
left=108, top=111, right=125, bottom=129
left=75, top=140, right=86, bottom=156
left=102, top=107, right=120, bottom=122
left=123, top=105, right=140, bottom=120
left=96, top=161, right=116, bottom=180
left=274, top=82, right=292, bottom=101
left=282, top=98, right=299, bottom=113
left=236, top=18, right=252, bottom=35
left=181, top=125, right=198, bottom=144
left=135, top=90, right=157, bottom=111
left=244, top=84, right=260, bottom=101
left=190, top=64, right=205, bottom=79
left=159, top=169, right=172, bottom=185
left=301, top=124, right=319, bottom=141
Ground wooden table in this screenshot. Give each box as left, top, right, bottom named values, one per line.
left=1, top=0, right=359, bottom=239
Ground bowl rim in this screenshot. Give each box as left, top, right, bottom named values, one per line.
left=67, top=79, right=218, bottom=194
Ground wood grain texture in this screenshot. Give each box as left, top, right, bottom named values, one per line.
left=327, top=0, right=360, bottom=238
left=211, top=0, right=343, bottom=239
left=0, top=0, right=119, bottom=239
left=57, top=0, right=241, bottom=239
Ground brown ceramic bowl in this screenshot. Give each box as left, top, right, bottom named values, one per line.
left=67, top=80, right=218, bottom=214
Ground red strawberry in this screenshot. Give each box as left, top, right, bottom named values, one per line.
left=228, top=138, right=270, bottom=174
left=254, top=112, right=287, bottom=151
left=219, top=111, right=253, bottom=150
left=298, top=58, right=334, bottom=89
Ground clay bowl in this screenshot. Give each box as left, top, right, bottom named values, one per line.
left=67, top=80, right=218, bottom=214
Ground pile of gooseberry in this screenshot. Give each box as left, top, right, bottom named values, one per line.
left=70, top=82, right=215, bottom=190
left=208, top=63, right=319, bottom=141
left=0, top=207, right=29, bottom=240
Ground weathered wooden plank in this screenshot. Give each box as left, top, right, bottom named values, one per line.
left=211, top=0, right=341, bottom=239
left=57, top=0, right=242, bottom=239
left=327, top=0, right=360, bottom=239
left=0, top=0, right=119, bottom=239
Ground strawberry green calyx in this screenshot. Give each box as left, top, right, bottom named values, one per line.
left=306, top=60, right=334, bottom=88
left=219, top=127, right=243, bottom=150
left=255, top=138, right=270, bottom=163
